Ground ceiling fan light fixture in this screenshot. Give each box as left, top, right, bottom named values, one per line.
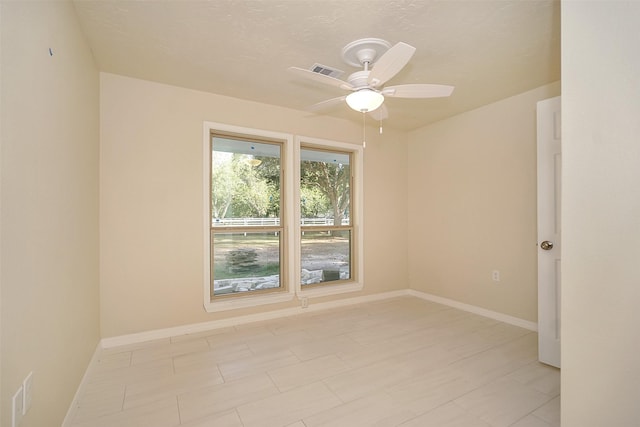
left=346, top=89, right=384, bottom=112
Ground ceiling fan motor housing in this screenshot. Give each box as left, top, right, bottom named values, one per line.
left=347, top=70, right=372, bottom=89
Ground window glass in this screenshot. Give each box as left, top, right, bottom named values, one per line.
left=300, top=147, right=352, bottom=285
left=300, top=149, right=350, bottom=225
left=210, top=136, right=283, bottom=296
left=211, top=138, right=280, bottom=226
left=300, top=230, right=351, bottom=285
left=212, top=231, right=281, bottom=294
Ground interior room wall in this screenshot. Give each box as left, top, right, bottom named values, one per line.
left=562, top=2, right=640, bottom=426
left=0, top=2, right=101, bottom=426
left=406, top=82, right=560, bottom=323
left=99, top=73, right=408, bottom=338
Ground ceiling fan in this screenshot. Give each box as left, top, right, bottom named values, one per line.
left=288, top=38, right=454, bottom=121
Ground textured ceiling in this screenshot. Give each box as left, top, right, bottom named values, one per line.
left=73, top=0, right=560, bottom=131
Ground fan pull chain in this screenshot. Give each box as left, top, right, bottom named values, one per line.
left=362, top=112, right=367, bottom=148
left=379, top=119, right=383, bottom=135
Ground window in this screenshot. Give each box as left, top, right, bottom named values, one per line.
left=210, top=136, right=284, bottom=297
left=300, top=147, right=353, bottom=286
left=203, top=122, right=362, bottom=312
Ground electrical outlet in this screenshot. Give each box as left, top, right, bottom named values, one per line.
left=301, top=297, right=309, bottom=308
left=492, top=270, right=500, bottom=282
left=12, top=386, right=24, bottom=427
left=23, top=372, right=34, bottom=414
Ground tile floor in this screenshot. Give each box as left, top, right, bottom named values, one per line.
left=67, top=296, right=560, bottom=427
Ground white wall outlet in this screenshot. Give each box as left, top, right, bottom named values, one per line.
left=23, top=371, right=34, bottom=414
left=12, top=386, right=24, bottom=427
left=301, top=297, right=309, bottom=308
left=492, top=270, right=500, bottom=282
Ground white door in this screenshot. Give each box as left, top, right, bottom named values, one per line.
left=537, top=96, right=561, bottom=368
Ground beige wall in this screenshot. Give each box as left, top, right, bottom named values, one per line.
left=0, top=2, right=101, bottom=426
left=99, top=73, right=408, bottom=338
left=562, top=2, right=640, bottom=426
left=407, top=82, right=560, bottom=322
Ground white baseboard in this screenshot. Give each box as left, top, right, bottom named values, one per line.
left=101, top=289, right=536, bottom=348
left=61, top=341, right=103, bottom=427
left=101, top=289, right=408, bottom=348
left=407, top=289, right=538, bottom=332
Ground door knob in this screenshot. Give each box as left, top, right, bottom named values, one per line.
left=540, top=241, right=554, bottom=250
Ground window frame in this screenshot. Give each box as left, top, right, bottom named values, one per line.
left=294, top=136, right=364, bottom=299
left=203, top=123, right=363, bottom=312
left=203, top=122, right=295, bottom=312
left=298, top=145, right=355, bottom=289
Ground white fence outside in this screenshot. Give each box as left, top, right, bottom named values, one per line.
left=212, top=217, right=349, bottom=227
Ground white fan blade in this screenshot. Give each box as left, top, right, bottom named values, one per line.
left=367, top=42, right=416, bottom=88
left=368, top=104, right=388, bottom=121
left=382, top=84, right=454, bottom=98
left=288, top=67, right=354, bottom=91
left=307, top=96, right=347, bottom=112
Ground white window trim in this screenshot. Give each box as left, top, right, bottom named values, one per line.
left=203, top=121, right=295, bottom=312
left=202, top=124, right=363, bottom=312
left=294, top=135, right=364, bottom=299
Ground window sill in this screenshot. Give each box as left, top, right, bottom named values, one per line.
left=297, top=281, right=363, bottom=299
left=204, top=291, right=294, bottom=313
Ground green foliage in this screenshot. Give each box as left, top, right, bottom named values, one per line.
left=254, top=157, right=280, bottom=217
left=301, top=160, right=350, bottom=223
left=214, top=262, right=280, bottom=280
left=211, top=155, right=237, bottom=219
left=212, top=153, right=280, bottom=219
left=211, top=149, right=350, bottom=223
left=301, top=186, right=331, bottom=218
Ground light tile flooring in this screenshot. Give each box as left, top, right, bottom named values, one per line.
left=68, top=297, right=560, bottom=427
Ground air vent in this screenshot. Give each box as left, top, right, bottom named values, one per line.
left=310, top=63, right=344, bottom=79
